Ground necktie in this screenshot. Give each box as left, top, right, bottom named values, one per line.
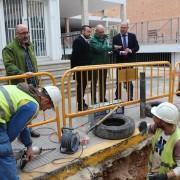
left=122, top=34, right=127, bottom=49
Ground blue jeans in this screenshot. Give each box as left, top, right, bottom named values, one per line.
left=0, top=101, right=38, bottom=180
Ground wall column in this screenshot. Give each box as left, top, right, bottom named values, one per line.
left=48, top=0, right=62, bottom=60
left=120, top=2, right=127, bottom=22
left=0, top=0, right=6, bottom=60
left=81, top=0, right=89, bottom=25
left=65, top=18, right=70, bottom=33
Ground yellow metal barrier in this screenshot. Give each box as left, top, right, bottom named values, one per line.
left=0, top=72, right=61, bottom=141
left=61, top=61, right=172, bottom=128
left=171, top=61, right=180, bottom=102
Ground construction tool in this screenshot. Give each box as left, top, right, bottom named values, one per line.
left=60, top=127, right=80, bottom=154
left=14, top=146, right=56, bottom=169
left=87, top=104, right=122, bottom=134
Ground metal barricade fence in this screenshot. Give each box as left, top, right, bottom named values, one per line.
left=0, top=72, right=61, bottom=141
left=61, top=61, right=172, bottom=128
left=171, top=61, right=180, bottom=101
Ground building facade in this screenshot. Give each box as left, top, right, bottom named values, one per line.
left=102, top=0, right=180, bottom=23
left=0, top=0, right=124, bottom=63
left=0, top=0, right=61, bottom=62
left=100, top=0, right=180, bottom=65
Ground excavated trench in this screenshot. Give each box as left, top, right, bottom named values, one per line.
left=89, top=113, right=151, bottom=180
left=94, top=145, right=151, bottom=180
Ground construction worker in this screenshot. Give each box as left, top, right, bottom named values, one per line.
left=0, top=82, right=60, bottom=180
left=138, top=102, right=180, bottom=180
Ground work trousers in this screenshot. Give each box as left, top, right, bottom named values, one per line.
left=115, top=68, right=133, bottom=101
left=76, top=71, right=88, bottom=109
left=115, top=81, right=133, bottom=100
left=91, top=69, right=107, bottom=104
left=0, top=102, right=38, bottom=180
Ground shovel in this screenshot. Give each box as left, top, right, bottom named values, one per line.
left=87, top=104, right=122, bottom=134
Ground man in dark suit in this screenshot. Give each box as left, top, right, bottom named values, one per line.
left=113, top=22, right=139, bottom=101
left=71, top=25, right=92, bottom=111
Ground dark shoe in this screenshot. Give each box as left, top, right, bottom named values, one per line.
left=100, top=98, right=108, bottom=103
left=84, top=103, right=88, bottom=109
left=123, top=82, right=127, bottom=89
left=176, top=91, right=180, bottom=96
left=30, top=130, right=40, bottom=138
left=78, top=103, right=88, bottom=111
left=91, top=100, right=97, bottom=105
left=114, top=97, right=122, bottom=101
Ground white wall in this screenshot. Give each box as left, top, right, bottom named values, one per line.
left=0, top=0, right=6, bottom=60
left=139, top=44, right=180, bottom=53
left=47, top=0, right=62, bottom=61
left=0, top=0, right=62, bottom=63
left=172, top=52, right=180, bottom=67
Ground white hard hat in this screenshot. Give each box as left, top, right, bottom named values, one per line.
left=43, top=86, right=61, bottom=108
left=151, top=102, right=179, bottom=124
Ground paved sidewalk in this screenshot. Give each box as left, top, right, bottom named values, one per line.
left=14, top=93, right=179, bottom=179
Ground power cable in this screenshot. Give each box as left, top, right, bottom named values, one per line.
left=52, top=144, right=84, bottom=165
left=31, top=127, right=56, bottom=136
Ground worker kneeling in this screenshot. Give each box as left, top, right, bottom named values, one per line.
left=138, top=102, right=180, bottom=180
left=0, top=82, right=60, bottom=180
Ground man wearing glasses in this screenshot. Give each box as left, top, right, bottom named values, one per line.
left=113, top=22, right=139, bottom=101
left=2, top=24, right=40, bottom=138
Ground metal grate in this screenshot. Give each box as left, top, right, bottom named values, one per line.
left=3, top=0, right=23, bottom=44
left=3, top=0, right=47, bottom=57
left=28, top=0, right=47, bottom=56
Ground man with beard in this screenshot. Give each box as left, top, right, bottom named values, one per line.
left=138, top=102, right=180, bottom=180
left=71, top=25, right=92, bottom=111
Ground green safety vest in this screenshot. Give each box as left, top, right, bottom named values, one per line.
left=149, top=128, right=180, bottom=174
left=0, top=85, right=39, bottom=124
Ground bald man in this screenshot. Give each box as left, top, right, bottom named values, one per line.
left=2, top=24, right=40, bottom=137
left=2, top=24, right=38, bottom=85
left=90, top=24, right=111, bottom=104
left=113, top=22, right=139, bottom=101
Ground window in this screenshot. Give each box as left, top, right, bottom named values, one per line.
left=3, top=0, right=47, bottom=56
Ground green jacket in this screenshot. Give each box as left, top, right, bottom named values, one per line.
left=89, top=34, right=111, bottom=65
left=2, top=38, right=38, bottom=84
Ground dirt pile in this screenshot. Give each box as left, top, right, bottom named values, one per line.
left=101, top=145, right=151, bottom=180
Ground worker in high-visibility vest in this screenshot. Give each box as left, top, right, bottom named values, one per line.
left=138, top=102, right=180, bottom=180
left=0, top=82, right=60, bottom=180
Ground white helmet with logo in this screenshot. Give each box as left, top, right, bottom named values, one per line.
left=151, top=102, right=179, bottom=124
left=43, top=86, right=61, bottom=108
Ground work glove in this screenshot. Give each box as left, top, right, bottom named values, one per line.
left=147, top=173, right=168, bottom=180
left=138, top=121, right=148, bottom=135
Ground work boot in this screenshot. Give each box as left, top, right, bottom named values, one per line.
left=30, top=130, right=40, bottom=138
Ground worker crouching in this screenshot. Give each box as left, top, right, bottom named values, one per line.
left=0, top=82, right=60, bottom=180
left=139, top=102, right=180, bottom=180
